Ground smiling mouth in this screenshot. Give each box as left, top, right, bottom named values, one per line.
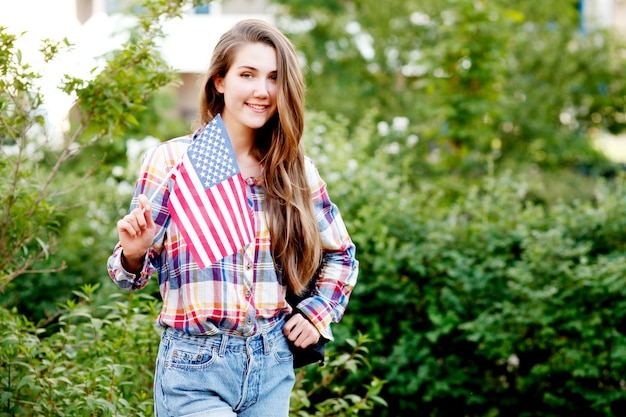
left=247, top=103, right=268, bottom=110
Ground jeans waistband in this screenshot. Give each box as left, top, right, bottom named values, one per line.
left=163, top=320, right=285, bottom=356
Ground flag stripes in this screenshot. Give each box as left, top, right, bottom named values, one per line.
left=167, top=115, right=255, bottom=268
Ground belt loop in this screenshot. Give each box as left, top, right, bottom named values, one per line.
left=219, top=334, right=228, bottom=357
left=262, top=331, right=270, bottom=356
left=161, top=327, right=170, bottom=346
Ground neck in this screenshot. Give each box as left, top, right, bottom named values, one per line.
left=236, top=149, right=262, bottom=179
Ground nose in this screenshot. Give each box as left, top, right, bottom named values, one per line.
left=253, top=79, right=269, bottom=98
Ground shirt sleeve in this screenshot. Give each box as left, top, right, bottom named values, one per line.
left=107, top=142, right=174, bottom=290
left=295, top=158, right=359, bottom=340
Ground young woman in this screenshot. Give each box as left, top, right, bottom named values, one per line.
left=107, top=19, right=358, bottom=417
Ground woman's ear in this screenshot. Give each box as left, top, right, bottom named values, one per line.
left=213, top=75, right=225, bottom=94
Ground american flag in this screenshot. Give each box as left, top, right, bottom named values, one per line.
left=167, top=115, right=255, bottom=268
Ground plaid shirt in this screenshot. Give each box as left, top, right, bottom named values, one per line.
left=107, top=132, right=358, bottom=339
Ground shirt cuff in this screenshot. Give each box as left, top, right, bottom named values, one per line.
left=296, top=296, right=336, bottom=340
left=120, top=250, right=148, bottom=277
left=110, top=247, right=154, bottom=290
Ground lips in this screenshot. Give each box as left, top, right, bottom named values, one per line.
left=247, top=103, right=269, bottom=110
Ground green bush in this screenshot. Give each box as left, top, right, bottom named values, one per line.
left=301, top=110, right=626, bottom=416
left=290, top=333, right=387, bottom=416
left=0, top=284, right=159, bottom=417
left=337, top=168, right=626, bottom=416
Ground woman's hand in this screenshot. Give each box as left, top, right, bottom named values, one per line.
left=284, top=313, right=321, bottom=348
left=116, top=194, right=156, bottom=270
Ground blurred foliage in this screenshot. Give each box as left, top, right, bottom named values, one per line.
left=3, top=86, right=190, bottom=323
left=290, top=333, right=387, bottom=416
left=304, top=111, right=626, bottom=416
left=0, top=284, right=159, bottom=417
left=274, top=0, right=626, bottom=174
left=0, top=30, right=69, bottom=292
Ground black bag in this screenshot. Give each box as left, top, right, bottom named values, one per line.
left=285, top=277, right=328, bottom=368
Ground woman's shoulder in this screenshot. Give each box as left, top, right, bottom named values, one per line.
left=144, top=134, right=194, bottom=168
left=160, top=133, right=194, bottom=152
left=303, top=155, right=317, bottom=175
left=303, top=156, right=326, bottom=189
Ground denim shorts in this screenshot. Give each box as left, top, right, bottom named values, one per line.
left=153, top=320, right=295, bottom=417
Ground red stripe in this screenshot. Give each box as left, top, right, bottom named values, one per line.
left=169, top=201, right=211, bottom=268
left=170, top=189, right=214, bottom=267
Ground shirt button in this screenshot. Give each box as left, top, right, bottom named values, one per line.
left=245, top=290, right=252, bottom=298
left=245, top=263, right=252, bottom=270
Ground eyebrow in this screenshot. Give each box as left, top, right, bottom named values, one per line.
left=237, top=65, right=277, bottom=73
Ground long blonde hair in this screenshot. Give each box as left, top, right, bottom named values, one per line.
left=199, top=19, right=321, bottom=295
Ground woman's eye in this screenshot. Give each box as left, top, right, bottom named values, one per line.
left=241, top=73, right=253, bottom=79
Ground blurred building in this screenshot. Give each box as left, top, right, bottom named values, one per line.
left=616, top=0, right=626, bottom=35
left=75, top=0, right=269, bottom=22
left=580, top=0, right=626, bottom=33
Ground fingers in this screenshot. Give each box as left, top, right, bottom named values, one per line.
left=118, top=195, right=152, bottom=237
left=137, top=195, right=156, bottom=228
left=116, top=194, right=156, bottom=261
left=284, top=313, right=320, bottom=348
left=117, top=214, right=142, bottom=238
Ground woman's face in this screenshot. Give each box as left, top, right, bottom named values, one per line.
left=214, top=42, right=278, bottom=139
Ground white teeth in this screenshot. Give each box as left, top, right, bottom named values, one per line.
left=248, top=104, right=266, bottom=110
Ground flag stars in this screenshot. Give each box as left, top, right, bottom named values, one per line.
left=186, top=117, right=240, bottom=188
